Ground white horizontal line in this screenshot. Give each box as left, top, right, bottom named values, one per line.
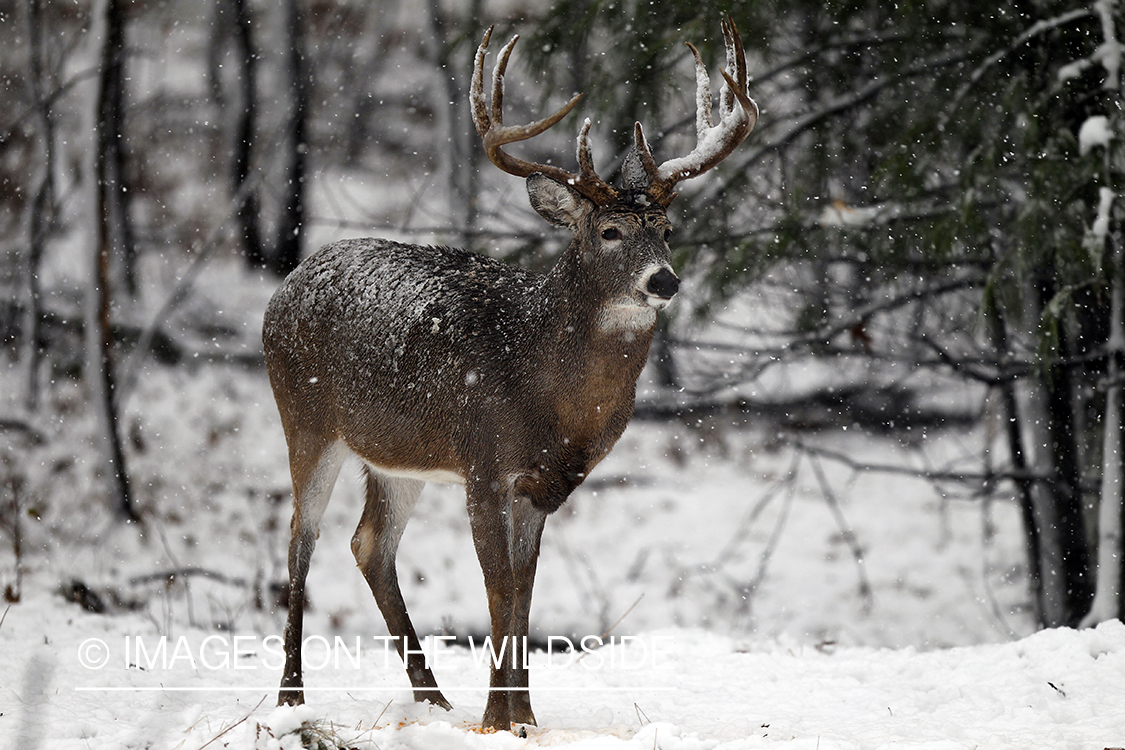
left=74, top=686, right=675, bottom=693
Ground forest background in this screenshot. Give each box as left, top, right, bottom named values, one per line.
left=1, top=0, right=1124, bottom=666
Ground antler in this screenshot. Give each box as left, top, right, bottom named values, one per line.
left=632, top=17, right=759, bottom=206
left=471, top=27, right=619, bottom=205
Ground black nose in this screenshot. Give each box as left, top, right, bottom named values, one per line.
left=646, top=267, right=680, bottom=299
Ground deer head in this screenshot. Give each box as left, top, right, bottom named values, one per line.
left=470, top=18, right=757, bottom=325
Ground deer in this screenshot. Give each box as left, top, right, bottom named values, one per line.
left=262, top=18, right=757, bottom=732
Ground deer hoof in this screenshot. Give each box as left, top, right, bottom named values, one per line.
left=277, top=688, right=304, bottom=706
left=417, top=690, right=453, bottom=712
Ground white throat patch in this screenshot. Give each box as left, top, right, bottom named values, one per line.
left=597, top=298, right=658, bottom=333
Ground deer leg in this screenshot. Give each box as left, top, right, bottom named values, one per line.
left=466, top=477, right=517, bottom=731
left=352, top=469, right=451, bottom=710
left=508, top=495, right=547, bottom=726
left=279, top=439, right=345, bottom=706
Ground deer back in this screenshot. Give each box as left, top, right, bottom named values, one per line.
left=262, top=215, right=661, bottom=499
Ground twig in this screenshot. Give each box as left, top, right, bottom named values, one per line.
left=198, top=694, right=266, bottom=749
left=805, top=453, right=873, bottom=610
left=710, top=451, right=801, bottom=571
left=789, top=439, right=1089, bottom=493
left=734, top=475, right=796, bottom=613
left=574, top=593, right=644, bottom=663
left=372, top=700, right=393, bottom=728
left=937, top=8, right=1093, bottom=132
left=550, top=525, right=604, bottom=625
left=0, top=419, right=47, bottom=445
left=129, top=566, right=250, bottom=588
left=118, top=120, right=286, bottom=407
left=977, top=499, right=1019, bottom=640
left=598, top=593, right=644, bottom=640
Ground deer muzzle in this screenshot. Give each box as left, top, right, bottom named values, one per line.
left=643, top=266, right=680, bottom=304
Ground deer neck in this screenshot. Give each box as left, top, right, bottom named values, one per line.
left=536, top=244, right=656, bottom=391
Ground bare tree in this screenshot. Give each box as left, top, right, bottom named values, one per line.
left=20, top=0, right=58, bottom=411
left=424, top=0, right=483, bottom=246
left=230, top=0, right=264, bottom=268
left=86, top=0, right=139, bottom=524
left=97, top=0, right=137, bottom=296
left=210, top=0, right=265, bottom=267
left=273, top=0, right=308, bottom=277
left=1081, top=0, right=1125, bottom=627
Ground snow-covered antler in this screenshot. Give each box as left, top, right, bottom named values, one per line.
left=470, top=27, right=620, bottom=205
left=632, top=17, right=759, bottom=206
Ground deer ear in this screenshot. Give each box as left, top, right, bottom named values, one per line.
left=526, top=173, right=594, bottom=228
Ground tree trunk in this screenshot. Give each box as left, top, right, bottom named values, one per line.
left=21, top=0, right=56, bottom=412
left=88, top=0, right=140, bottom=524
left=230, top=0, right=265, bottom=268
left=273, top=0, right=308, bottom=277
left=1026, top=271, right=1094, bottom=627
left=206, top=0, right=228, bottom=107
left=99, top=0, right=138, bottom=296
left=1080, top=0, right=1125, bottom=628
left=1082, top=241, right=1124, bottom=626
left=990, top=310, right=1046, bottom=625
left=424, top=0, right=482, bottom=247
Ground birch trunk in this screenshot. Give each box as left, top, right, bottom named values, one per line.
left=1082, top=231, right=1124, bottom=626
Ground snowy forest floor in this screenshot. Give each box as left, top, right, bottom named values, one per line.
left=3, top=259, right=1124, bottom=748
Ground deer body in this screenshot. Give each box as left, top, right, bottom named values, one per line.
left=264, top=20, right=756, bottom=732
left=265, top=230, right=658, bottom=505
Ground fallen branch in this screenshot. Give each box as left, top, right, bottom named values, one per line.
left=788, top=438, right=1093, bottom=493
left=199, top=695, right=266, bottom=750
left=129, top=566, right=251, bottom=588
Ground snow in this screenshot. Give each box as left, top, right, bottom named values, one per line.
left=1078, top=115, right=1113, bottom=156
left=2, top=199, right=1119, bottom=749
left=3, top=305, right=1119, bottom=749
left=1089, top=186, right=1116, bottom=252
left=818, top=200, right=885, bottom=228
left=5, top=593, right=1125, bottom=749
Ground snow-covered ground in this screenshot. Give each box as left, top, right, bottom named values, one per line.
left=5, top=592, right=1124, bottom=749
left=3, top=258, right=1123, bottom=748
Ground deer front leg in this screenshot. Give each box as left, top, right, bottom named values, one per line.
left=508, top=495, right=548, bottom=726
left=466, top=475, right=519, bottom=731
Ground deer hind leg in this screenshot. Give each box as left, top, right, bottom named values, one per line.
left=279, top=438, right=346, bottom=706
left=352, top=468, right=452, bottom=710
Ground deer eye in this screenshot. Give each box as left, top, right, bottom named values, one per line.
left=663, top=228, right=673, bottom=242
left=601, top=228, right=621, bottom=241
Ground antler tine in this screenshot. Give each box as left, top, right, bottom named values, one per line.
left=470, top=26, right=495, bottom=135
left=650, top=16, right=758, bottom=205
left=625, top=122, right=676, bottom=200
left=719, top=17, right=748, bottom=119
left=686, top=42, right=714, bottom=141
left=632, top=123, right=660, bottom=183
left=490, top=34, right=520, bottom=127
left=471, top=28, right=618, bottom=204
left=577, top=118, right=597, bottom=180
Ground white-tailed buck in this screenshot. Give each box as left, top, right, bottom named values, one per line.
left=263, top=18, right=757, bottom=732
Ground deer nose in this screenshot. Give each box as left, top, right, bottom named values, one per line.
left=645, top=267, right=680, bottom=299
